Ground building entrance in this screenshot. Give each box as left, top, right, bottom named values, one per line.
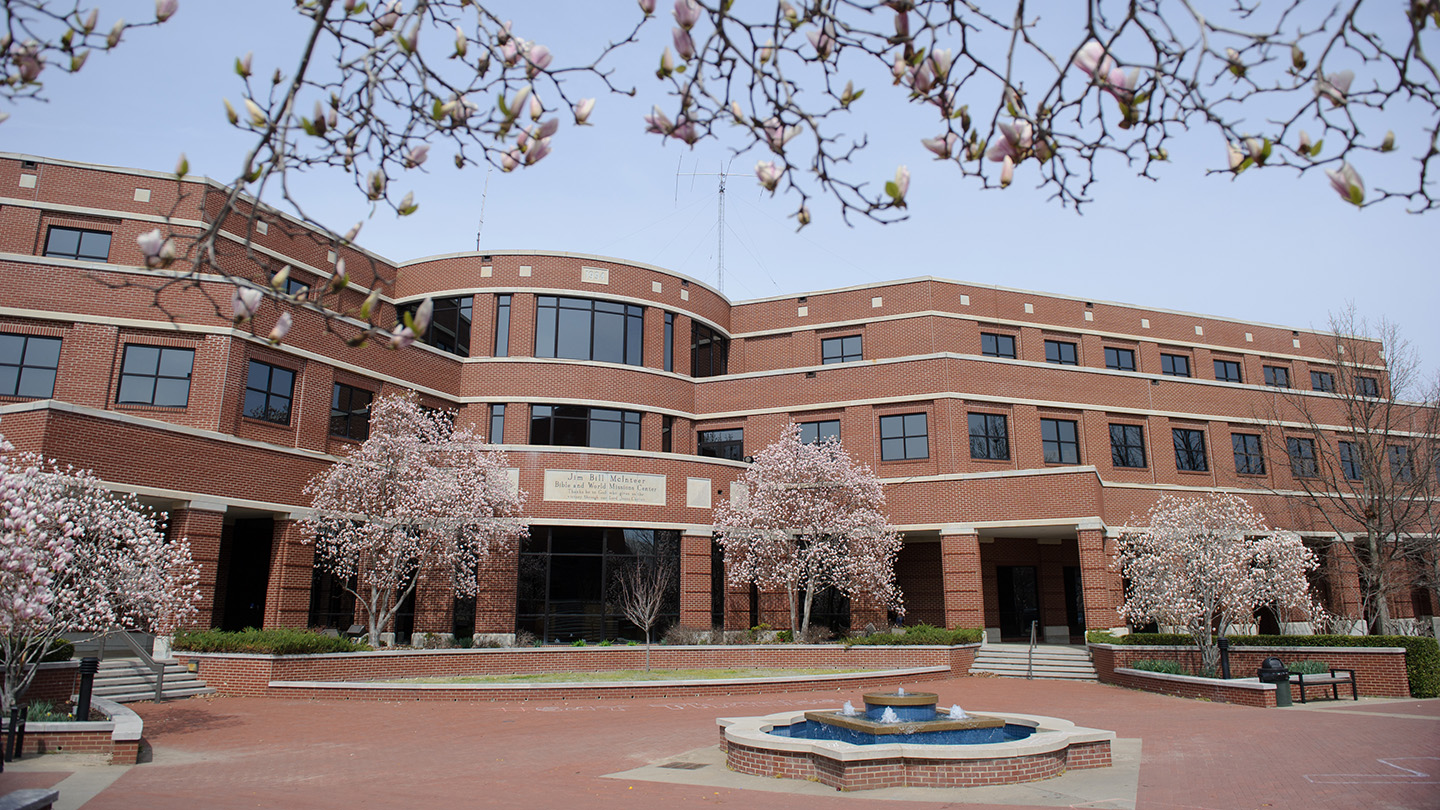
left=996, top=565, right=1040, bottom=640
left=220, top=518, right=272, bottom=631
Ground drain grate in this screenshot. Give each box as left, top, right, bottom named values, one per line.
left=658, top=762, right=708, bottom=770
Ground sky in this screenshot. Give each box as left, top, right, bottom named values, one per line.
left=4, top=1, right=1436, bottom=387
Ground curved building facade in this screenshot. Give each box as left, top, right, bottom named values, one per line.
left=1, top=153, right=1432, bottom=643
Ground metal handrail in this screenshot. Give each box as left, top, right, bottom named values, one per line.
left=98, top=630, right=167, bottom=702
left=1027, top=620, right=1038, bottom=680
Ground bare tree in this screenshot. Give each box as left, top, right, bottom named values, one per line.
left=611, top=550, right=676, bottom=671
left=1270, top=307, right=1439, bottom=634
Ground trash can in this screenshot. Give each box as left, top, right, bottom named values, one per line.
left=1257, top=656, right=1291, bottom=707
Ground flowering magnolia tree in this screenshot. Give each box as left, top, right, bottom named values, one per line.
left=715, top=423, right=902, bottom=636
left=0, top=435, right=201, bottom=714
left=1117, top=493, right=1318, bottom=677
left=6, top=1, right=1440, bottom=346
left=303, top=393, right=526, bottom=647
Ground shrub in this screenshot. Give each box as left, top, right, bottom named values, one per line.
left=597, top=639, right=613, bottom=647
left=842, top=624, right=984, bottom=647
left=512, top=630, right=538, bottom=648
left=570, top=639, right=587, bottom=647
left=660, top=625, right=715, bottom=646
left=1131, top=659, right=1189, bottom=675
left=1287, top=660, right=1331, bottom=675
left=172, top=628, right=370, bottom=655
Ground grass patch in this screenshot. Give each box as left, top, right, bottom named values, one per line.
left=392, top=667, right=863, bottom=684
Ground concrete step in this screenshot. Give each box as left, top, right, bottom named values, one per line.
left=87, top=658, right=212, bottom=703
left=99, top=686, right=216, bottom=703
left=971, top=645, right=1098, bottom=681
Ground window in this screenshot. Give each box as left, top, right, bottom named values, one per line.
left=1161, top=353, right=1191, bottom=377
left=1287, top=437, right=1318, bottom=477
left=43, top=226, right=111, bottom=262
left=530, top=405, right=641, bottom=450
left=1109, top=424, right=1146, bottom=468
left=1044, top=340, right=1078, bottom=366
left=1311, top=370, right=1336, bottom=392
left=1390, top=445, right=1414, bottom=481
left=821, top=335, right=863, bottom=364
left=697, top=428, right=743, bottom=461
left=981, top=333, right=1016, bottom=358
left=661, top=414, right=674, bottom=452
left=663, top=312, right=674, bottom=372
left=270, top=269, right=309, bottom=299
left=489, top=404, right=506, bottom=444
left=401, top=296, right=472, bottom=357
left=1339, top=441, right=1362, bottom=481
left=1105, top=347, right=1136, bottom=372
left=1214, top=359, right=1243, bottom=383
left=243, top=360, right=294, bottom=424
left=330, top=383, right=373, bottom=440
left=1040, top=418, right=1080, bottom=464
left=117, top=345, right=193, bottom=407
left=968, top=413, right=1010, bottom=460
left=1173, top=428, right=1208, bottom=472
left=494, top=295, right=511, bottom=357
left=1263, top=366, right=1290, bottom=388
left=880, top=413, right=929, bottom=461
left=798, top=419, right=841, bottom=445
left=535, top=296, right=642, bottom=365
left=0, top=333, right=61, bottom=398
left=691, top=322, right=729, bottom=377
left=1232, top=433, right=1266, bottom=475
left=1356, top=376, right=1380, bottom=397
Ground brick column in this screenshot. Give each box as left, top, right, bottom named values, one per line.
left=263, top=518, right=315, bottom=628
left=167, top=506, right=225, bottom=630
left=679, top=532, right=712, bottom=629
left=475, top=543, right=519, bottom=634
left=940, top=531, right=983, bottom=630
left=725, top=583, right=751, bottom=631
left=1329, top=536, right=1366, bottom=628
left=412, top=570, right=456, bottom=635
left=1078, top=528, right=1121, bottom=630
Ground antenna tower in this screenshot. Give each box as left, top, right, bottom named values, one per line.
left=676, top=163, right=732, bottom=293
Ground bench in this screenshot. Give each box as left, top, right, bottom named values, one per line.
left=1289, top=668, right=1358, bottom=703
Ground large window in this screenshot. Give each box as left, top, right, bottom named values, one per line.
left=1109, top=424, right=1146, bottom=468
left=1045, top=340, right=1078, bottom=366
left=1105, top=347, right=1136, bottom=372
left=981, top=333, right=1016, bottom=358
left=1041, top=418, right=1080, bottom=464
left=697, top=428, right=743, bottom=460
left=880, top=413, right=929, bottom=461
left=1161, top=353, right=1191, bottom=377
left=330, top=383, right=373, bottom=440
left=494, top=294, right=511, bottom=357
left=1173, top=428, right=1208, bottom=472
left=1287, top=437, right=1318, bottom=477
left=1356, top=376, right=1380, bottom=397
left=0, top=333, right=61, bottom=398
left=691, top=322, right=729, bottom=377
left=530, top=405, right=641, bottom=450
left=1311, top=370, right=1336, bottom=392
left=489, top=404, right=506, bottom=444
left=968, top=413, right=1010, bottom=460
left=821, top=335, right=863, bottom=364
left=798, top=419, right=841, bottom=444
left=1232, top=433, right=1266, bottom=475
left=1263, top=366, right=1291, bottom=388
left=1214, top=359, right=1243, bottom=383
left=516, top=527, right=679, bottom=643
left=401, top=296, right=472, bottom=357
left=663, top=312, right=674, bottom=372
left=1339, top=441, right=1362, bottom=481
left=43, top=226, right=111, bottom=262
left=243, top=360, right=294, bottom=424
left=117, top=345, right=193, bottom=407
left=535, top=295, right=643, bottom=366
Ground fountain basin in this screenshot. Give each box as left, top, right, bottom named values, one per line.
left=718, top=709, right=1114, bottom=790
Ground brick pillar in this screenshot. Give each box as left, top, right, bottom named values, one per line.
left=412, top=571, right=455, bottom=635
left=679, top=533, right=712, bottom=629
left=1328, top=537, right=1366, bottom=628
left=168, top=506, right=225, bottom=630
left=725, top=583, right=751, bottom=631
left=1078, top=529, right=1121, bottom=630
left=475, top=542, right=518, bottom=634
left=263, top=519, right=315, bottom=628
left=940, top=532, right=983, bottom=630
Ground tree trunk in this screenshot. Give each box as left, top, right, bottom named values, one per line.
left=787, top=589, right=799, bottom=636
left=801, top=580, right=816, bottom=639
left=644, top=628, right=651, bottom=672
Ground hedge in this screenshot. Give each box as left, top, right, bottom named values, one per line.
left=173, top=628, right=370, bottom=655
left=1085, top=631, right=1440, bottom=698
left=842, top=625, right=984, bottom=647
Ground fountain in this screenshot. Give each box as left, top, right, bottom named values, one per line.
left=718, top=688, right=1115, bottom=791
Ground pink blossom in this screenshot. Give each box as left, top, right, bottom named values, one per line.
left=573, top=98, right=595, bottom=125
left=1000, top=155, right=1015, bottom=187
left=638, top=0, right=657, bottom=15
left=13, top=41, right=43, bottom=83
left=755, top=160, right=783, bottom=192
left=1316, top=70, right=1353, bottom=106
left=887, top=165, right=910, bottom=203
left=500, top=150, right=521, bottom=172
left=525, top=44, right=552, bottom=78
left=807, top=26, right=835, bottom=60
left=404, top=143, right=429, bottom=168
left=1325, top=161, right=1364, bottom=206
left=155, top=0, right=178, bottom=23
left=920, top=132, right=957, bottom=159
left=526, top=138, right=552, bottom=164
left=412, top=297, right=434, bottom=336
left=985, top=120, right=1032, bottom=162
left=673, top=0, right=702, bottom=30
left=644, top=106, right=674, bottom=135
left=672, top=27, right=695, bottom=60
left=763, top=118, right=801, bottom=153
left=232, top=286, right=263, bottom=322
left=388, top=324, right=416, bottom=349
left=267, top=312, right=293, bottom=344
left=1073, top=40, right=1112, bottom=78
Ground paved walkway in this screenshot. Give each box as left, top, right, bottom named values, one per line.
left=2, top=676, right=1437, bottom=809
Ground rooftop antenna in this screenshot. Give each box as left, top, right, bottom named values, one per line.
left=475, top=167, right=493, bottom=251
left=676, top=161, right=734, bottom=294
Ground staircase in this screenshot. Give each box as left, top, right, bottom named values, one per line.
left=970, top=643, right=1098, bottom=681
left=89, top=658, right=215, bottom=704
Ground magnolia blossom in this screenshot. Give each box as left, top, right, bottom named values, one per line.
left=404, top=144, right=430, bottom=168
left=673, top=0, right=701, bottom=30
left=388, top=324, right=416, bottom=348
left=763, top=118, right=802, bottom=153
left=807, top=25, right=835, bottom=60
left=1325, top=162, right=1365, bottom=206
left=304, top=394, right=527, bottom=647
left=921, top=132, right=957, bottom=159
left=929, top=48, right=953, bottom=81
left=985, top=120, right=1032, bottom=162
left=715, top=424, right=903, bottom=635
left=1000, top=155, right=1015, bottom=187
left=1316, top=70, right=1354, bottom=106
left=232, top=285, right=263, bottom=322
left=1298, top=130, right=1313, bottom=155
left=135, top=229, right=176, bottom=269
left=638, top=0, right=656, bottom=15
left=267, top=312, right=293, bottom=344
left=573, top=98, right=595, bottom=125
left=672, top=27, right=695, bottom=60
left=12, top=41, right=43, bottom=83
left=1227, top=142, right=1245, bottom=170
left=155, top=0, right=178, bottom=22
left=525, top=44, right=552, bottom=78
left=1073, top=40, right=1110, bottom=77
left=889, top=165, right=910, bottom=202
left=755, top=160, right=783, bottom=192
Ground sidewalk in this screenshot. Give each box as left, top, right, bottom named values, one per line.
left=1, top=675, right=1436, bottom=809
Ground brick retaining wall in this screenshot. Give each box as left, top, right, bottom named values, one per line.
left=1090, top=643, right=1409, bottom=698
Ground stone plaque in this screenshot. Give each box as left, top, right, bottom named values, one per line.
left=543, top=470, right=665, bottom=505
left=581, top=266, right=610, bottom=285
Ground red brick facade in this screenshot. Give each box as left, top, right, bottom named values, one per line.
left=1, top=153, right=1432, bottom=642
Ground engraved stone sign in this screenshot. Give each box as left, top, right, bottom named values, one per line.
left=543, top=470, right=665, bottom=505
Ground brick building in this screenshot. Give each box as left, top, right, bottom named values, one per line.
left=1, top=153, right=1433, bottom=644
